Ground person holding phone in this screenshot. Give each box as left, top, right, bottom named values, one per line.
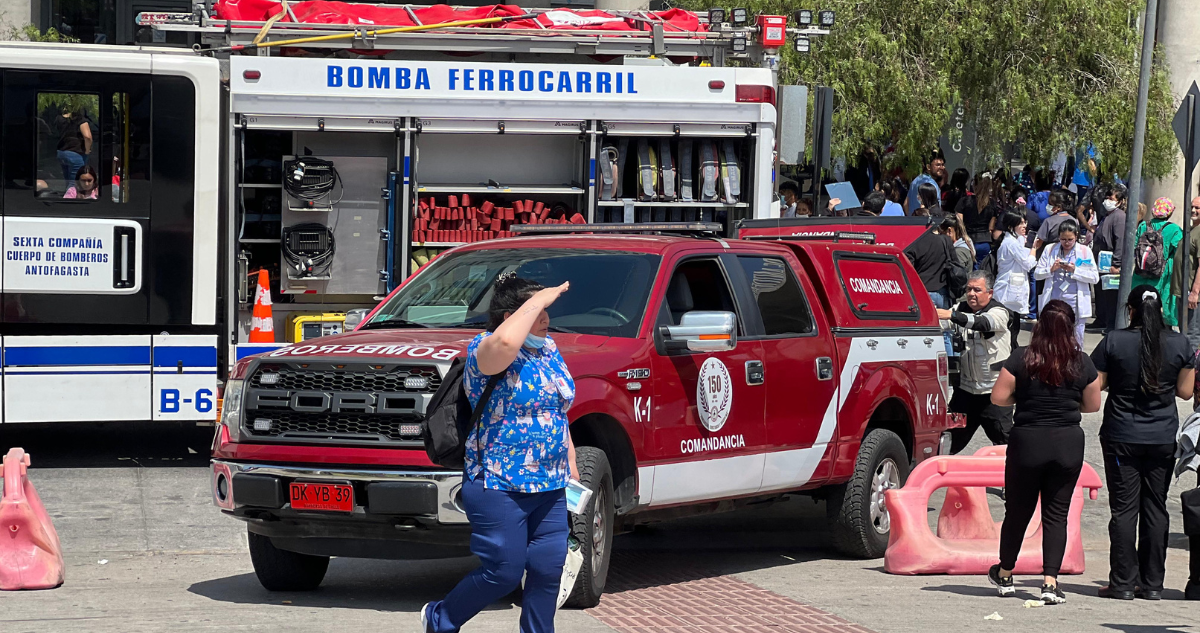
left=422, top=273, right=578, bottom=633
left=1034, top=220, right=1099, bottom=347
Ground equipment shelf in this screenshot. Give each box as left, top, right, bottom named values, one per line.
left=416, top=184, right=584, bottom=195
left=596, top=200, right=749, bottom=208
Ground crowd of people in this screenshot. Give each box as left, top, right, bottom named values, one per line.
left=832, top=150, right=1200, bottom=605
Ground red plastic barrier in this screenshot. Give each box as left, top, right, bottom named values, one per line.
left=884, top=446, right=1101, bottom=576
left=0, top=448, right=64, bottom=590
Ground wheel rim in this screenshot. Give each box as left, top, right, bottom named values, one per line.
left=870, top=458, right=901, bottom=534
left=591, top=486, right=607, bottom=577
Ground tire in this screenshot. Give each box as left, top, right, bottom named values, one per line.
left=827, top=428, right=909, bottom=559
left=564, top=446, right=614, bottom=609
left=247, top=530, right=330, bottom=591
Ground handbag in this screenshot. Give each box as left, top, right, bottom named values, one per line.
left=1182, top=486, right=1200, bottom=536
left=557, top=538, right=585, bottom=608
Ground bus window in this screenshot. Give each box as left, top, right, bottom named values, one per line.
left=37, top=92, right=99, bottom=199
left=35, top=91, right=139, bottom=204
left=112, top=92, right=129, bottom=203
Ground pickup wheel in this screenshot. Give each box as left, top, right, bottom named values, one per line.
left=564, top=446, right=614, bottom=609
left=247, top=530, right=330, bottom=591
left=827, top=428, right=909, bottom=559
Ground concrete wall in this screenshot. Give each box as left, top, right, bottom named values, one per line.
left=0, top=0, right=32, bottom=34
left=1147, top=0, right=1200, bottom=209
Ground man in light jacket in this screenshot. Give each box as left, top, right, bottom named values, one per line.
left=938, top=271, right=1013, bottom=454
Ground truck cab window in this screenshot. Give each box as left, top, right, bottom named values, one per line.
left=661, top=259, right=739, bottom=326
left=739, top=256, right=815, bottom=336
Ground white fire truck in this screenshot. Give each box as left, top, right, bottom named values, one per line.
left=0, top=2, right=811, bottom=426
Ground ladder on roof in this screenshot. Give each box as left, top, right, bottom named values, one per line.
left=137, top=2, right=768, bottom=62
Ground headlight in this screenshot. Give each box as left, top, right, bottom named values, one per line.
left=221, top=379, right=244, bottom=432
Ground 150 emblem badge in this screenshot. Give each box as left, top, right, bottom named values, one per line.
left=697, top=358, right=733, bottom=432
left=617, top=368, right=650, bottom=379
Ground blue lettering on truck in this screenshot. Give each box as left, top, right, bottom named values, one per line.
left=325, top=64, right=638, bottom=94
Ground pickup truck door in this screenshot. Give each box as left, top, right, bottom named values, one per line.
left=645, top=254, right=766, bottom=507
left=732, top=253, right=838, bottom=492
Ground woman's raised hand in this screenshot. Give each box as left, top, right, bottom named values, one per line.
left=531, top=282, right=569, bottom=308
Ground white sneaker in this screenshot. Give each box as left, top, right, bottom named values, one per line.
left=421, top=602, right=432, bottom=632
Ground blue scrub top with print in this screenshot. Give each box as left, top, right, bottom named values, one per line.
left=463, top=332, right=575, bottom=493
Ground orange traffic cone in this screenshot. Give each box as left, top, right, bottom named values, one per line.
left=0, top=448, right=64, bottom=590
left=249, top=269, right=275, bottom=343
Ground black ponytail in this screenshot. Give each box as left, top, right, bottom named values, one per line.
left=486, top=272, right=544, bottom=332
left=1128, top=284, right=1166, bottom=395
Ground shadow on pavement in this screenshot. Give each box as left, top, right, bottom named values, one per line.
left=187, top=557, right=520, bottom=613
left=1101, top=626, right=1196, bottom=633
left=189, top=496, right=842, bottom=609
left=2, top=421, right=213, bottom=468
left=917, top=584, right=1000, bottom=598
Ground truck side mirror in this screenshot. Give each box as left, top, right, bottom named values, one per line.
left=343, top=308, right=371, bottom=330
left=660, top=311, right=737, bottom=353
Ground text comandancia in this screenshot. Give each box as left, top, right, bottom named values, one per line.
left=681, top=434, right=746, bottom=454
left=848, top=277, right=904, bottom=295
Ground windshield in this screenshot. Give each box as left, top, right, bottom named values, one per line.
left=366, top=248, right=661, bottom=338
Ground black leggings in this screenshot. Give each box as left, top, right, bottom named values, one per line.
left=998, top=425, right=1084, bottom=577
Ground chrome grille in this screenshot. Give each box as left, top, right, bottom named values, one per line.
left=243, top=362, right=442, bottom=447
left=245, top=411, right=424, bottom=444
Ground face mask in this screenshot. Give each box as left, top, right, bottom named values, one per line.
left=524, top=333, right=546, bottom=349
left=1103, top=199, right=1118, bottom=212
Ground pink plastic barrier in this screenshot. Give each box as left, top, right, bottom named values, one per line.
left=0, top=448, right=64, bottom=590
left=884, top=445, right=1102, bottom=575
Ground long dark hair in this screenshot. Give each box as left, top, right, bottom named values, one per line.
left=1000, top=209, right=1025, bottom=237
left=486, top=273, right=544, bottom=332
left=1128, top=284, right=1168, bottom=394
left=1025, top=300, right=1080, bottom=386
left=887, top=177, right=907, bottom=204
left=918, top=182, right=939, bottom=209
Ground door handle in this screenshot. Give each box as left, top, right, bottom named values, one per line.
left=112, top=226, right=136, bottom=289
left=816, top=357, right=834, bottom=381
left=745, top=360, right=764, bottom=385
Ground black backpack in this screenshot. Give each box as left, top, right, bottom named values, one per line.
left=1134, top=223, right=1166, bottom=278
left=421, top=359, right=503, bottom=469
left=944, top=239, right=970, bottom=298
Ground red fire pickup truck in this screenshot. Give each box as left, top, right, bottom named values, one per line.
left=211, top=221, right=951, bottom=607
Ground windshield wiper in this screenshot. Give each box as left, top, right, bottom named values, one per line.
left=358, top=318, right=432, bottom=330
left=548, top=325, right=579, bottom=334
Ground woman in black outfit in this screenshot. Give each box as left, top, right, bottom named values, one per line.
left=1092, top=285, right=1196, bottom=600
left=988, top=299, right=1102, bottom=604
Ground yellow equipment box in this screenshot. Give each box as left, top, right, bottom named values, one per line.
left=287, top=312, right=347, bottom=343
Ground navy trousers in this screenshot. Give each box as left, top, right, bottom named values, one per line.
left=428, top=475, right=568, bottom=633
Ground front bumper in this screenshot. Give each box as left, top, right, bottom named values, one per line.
left=212, top=459, right=470, bottom=525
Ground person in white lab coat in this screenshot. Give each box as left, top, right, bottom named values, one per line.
left=1035, top=219, right=1100, bottom=347
left=993, top=210, right=1038, bottom=349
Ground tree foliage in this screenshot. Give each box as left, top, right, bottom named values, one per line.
left=3, top=23, right=78, bottom=43
left=677, top=0, right=1177, bottom=178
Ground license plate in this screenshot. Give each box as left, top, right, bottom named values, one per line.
left=289, top=482, right=354, bottom=512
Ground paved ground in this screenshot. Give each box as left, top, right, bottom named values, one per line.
left=1, top=331, right=1197, bottom=632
